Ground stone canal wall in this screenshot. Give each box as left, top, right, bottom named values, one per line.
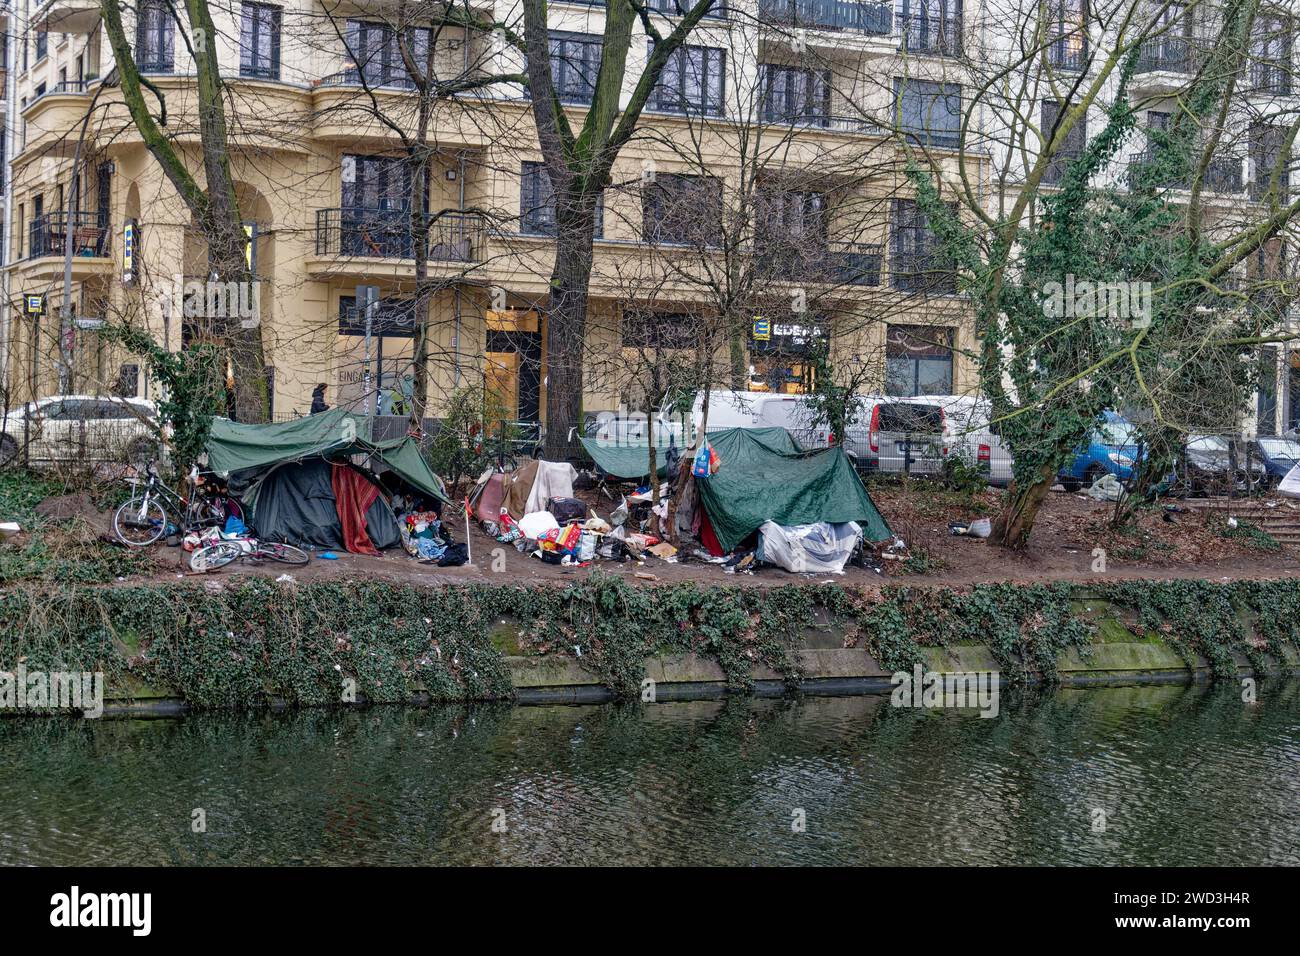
left=0, top=575, right=1297, bottom=715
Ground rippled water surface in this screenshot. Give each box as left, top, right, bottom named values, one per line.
left=2, top=682, right=1298, bottom=865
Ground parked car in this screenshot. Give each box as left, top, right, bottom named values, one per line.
left=850, top=398, right=948, bottom=476
left=1058, top=411, right=1142, bottom=491
left=0, top=396, right=160, bottom=467
left=1174, top=434, right=1269, bottom=495
left=1253, top=436, right=1300, bottom=487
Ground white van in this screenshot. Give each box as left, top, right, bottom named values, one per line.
left=662, top=390, right=834, bottom=450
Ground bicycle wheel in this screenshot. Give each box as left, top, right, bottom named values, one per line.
left=190, top=542, right=243, bottom=573
left=256, top=542, right=311, bottom=565
left=113, top=495, right=168, bottom=546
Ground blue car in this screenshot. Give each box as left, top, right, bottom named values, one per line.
left=1058, top=412, right=1142, bottom=491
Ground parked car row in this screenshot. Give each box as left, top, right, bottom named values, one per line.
left=588, top=391, right=1300, bottom=497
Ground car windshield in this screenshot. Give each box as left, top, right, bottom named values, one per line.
left=1259, top=438, right=1300, bottom=461
left=1098, top=420, right=1137, bottom=445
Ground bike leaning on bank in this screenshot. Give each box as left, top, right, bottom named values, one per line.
left=112, top=463, right=240, bottom=547
left=189, top=531, right=311, bottom=573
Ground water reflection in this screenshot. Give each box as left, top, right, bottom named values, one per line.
left=1, top=682, right=1297, bottom=865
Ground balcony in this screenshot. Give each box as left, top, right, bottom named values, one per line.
left=757, top=0, right=892, bottom=35
left=756, top=239, right=884, bottom=286
left=27, top=212, right=111, bottom=260
left=314, top=208, right=485, bottom=261
left=758, top=103, right=884, bottom=135
left=319, top=69, right=418, bottom=92
left=1126, top=150, right=1244, bottom=194
left=1046, top=37, right=1088, bottom=72
left=26, top=78, right=94, bottom=109
left=1135, top=39, right=1196, bottom=75
left=898, top=12, right=964, bottom=56
left=891, top=251, right=958, bottom=295
left=34, top=0, right=101, bottom=34
left=645, top=0, right=728, bottom=18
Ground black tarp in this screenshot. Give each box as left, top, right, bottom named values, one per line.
left=249, top=459, right=400, bottom=551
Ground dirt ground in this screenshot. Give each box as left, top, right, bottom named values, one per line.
left=124, top=481, right=1300, bottom=590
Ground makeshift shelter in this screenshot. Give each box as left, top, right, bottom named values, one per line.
left=469, top=458, right=578, bottom=522
left=205, top=409, right=450, bottom=553
left=580, top=437, right=676, bottom=480
left=1280, top=462, right=1300, bottom=499
left=692, top=427, right=891, bottom=554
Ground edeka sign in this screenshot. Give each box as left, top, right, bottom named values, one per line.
left=122, top=219, right=138, bottom=284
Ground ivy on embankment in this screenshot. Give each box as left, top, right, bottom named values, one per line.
left=0, top=575, right=1296, bottom=710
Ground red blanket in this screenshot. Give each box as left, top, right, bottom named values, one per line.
left=331, top=463, right=381, bottom=555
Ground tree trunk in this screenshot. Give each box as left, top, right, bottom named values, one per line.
left=989, top=461, right=1058, bottom=548
left=543, top=201, right=598, bottom=460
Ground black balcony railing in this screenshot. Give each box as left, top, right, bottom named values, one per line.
left=899, top=12, right=964, bottom=56
left=318, top=69, right=418, bottom=91
left=1046, top=38, right=1088, bottom=71
left=315, top=208, right=485, bottom=261
left=758, top=103, right=883, bottom=134
left=1127, top=150, right=1244, bottom=194
left=29, top=79, right=92, bottom=107
left=645, top=0, right=728, bottom=18
left=758, top=0, right=892, bottom=34
left=27, top=212, right=110, bottom=260
left=892, top=251, right=958, bottom=294
left=1135, top=38, right=1196, bottom=74
left=756, top=239, right=883, bottom=285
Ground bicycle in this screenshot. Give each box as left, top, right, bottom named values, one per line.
left=112, top=463, right=238, bottom=547
left=190, top=534, right=311, bottom=573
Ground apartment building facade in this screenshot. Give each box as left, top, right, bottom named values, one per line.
left=0, top=0, right=984, bottom=428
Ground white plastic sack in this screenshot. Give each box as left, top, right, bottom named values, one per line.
left=759, top=521, right=862, bottom=575
left=1279, top=463, right=1300, bottom=499
left=518, top=510, right=560, bottom=540
left=1086, top=473, right=1124, bottom=501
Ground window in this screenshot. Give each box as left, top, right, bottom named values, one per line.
left=885, top=325, right=954, bottom=396
left=137, top=0, right=176, bottom=73
left=36, top=30, right=48, bottom=63
left=520, top=162, right=603, bottom=237
left=1041, top=100, right=1086, bottom=184
left=900, top=0, right=964, bottom=56
left=345, top=20, right=432, bottom=89
left=758, top=64, right=830, bottom=124
left=894, top=79, right=961, bottom=149
left=1251, top=11, right=1293, bottom=93
left=548, top=33, right=602, bottom=105
left=648, top=42, right=725, bottom=115
left=642, top=174, right=722, bottom=245
left=1045, top=0, right=1087, bottom=69
left=1139, top=2, right=1193, bottom=73
left=621, top=310, right=698, bottom=349
left=241, top=3, right=282, bottom=80
left=891, top=199, right=957, bottom=295
left=1251, top=124, right=1291, bottom=201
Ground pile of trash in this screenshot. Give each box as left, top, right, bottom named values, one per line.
left=467, top=427, right=895, bottom=577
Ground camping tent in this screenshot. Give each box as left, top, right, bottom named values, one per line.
left=205, top=409, right=450, bottom=553
left=469, top=458, right=578, bottom=521
left=694, top=427, right=891, bottom=553
left=1279, top=462, right=1300, bottom=499
left=579, top=426, right=794, bottom=480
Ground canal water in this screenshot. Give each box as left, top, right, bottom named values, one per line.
left=1, top=681, right=1297, bottom=865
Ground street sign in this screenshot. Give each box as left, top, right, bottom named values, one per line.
left=74, top=316, right=105, bottom=330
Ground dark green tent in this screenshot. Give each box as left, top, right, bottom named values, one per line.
left=695, top=427, right=891, bottom=552
left=206, top=408, right=450, bottom=504
left=580, top=437, right=676, bottom=479
left=580, top=426, right=798, bottom=480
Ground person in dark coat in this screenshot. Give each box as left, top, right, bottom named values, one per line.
left=310, top=383, right=330, bottom=414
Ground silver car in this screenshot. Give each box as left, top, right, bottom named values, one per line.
left=0, top=396, right=160, bottom=467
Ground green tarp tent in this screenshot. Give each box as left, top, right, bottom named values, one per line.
left=580, top=437, right=676, bottom=479
left=206, top=408, right=450, bottom=505
left=695, top=427, right=891, bottom=552
left=581, top=426, right=799, bottom=480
